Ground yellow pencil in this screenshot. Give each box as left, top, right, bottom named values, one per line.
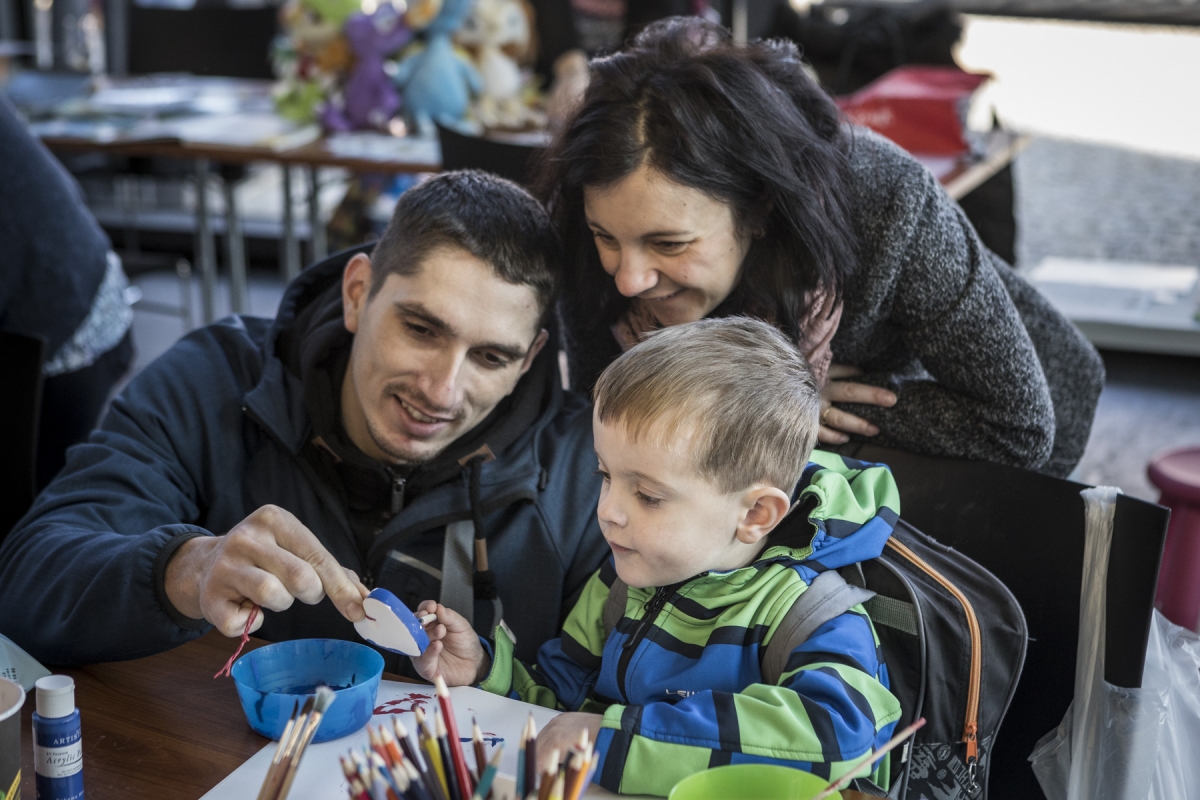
left=415, top=707, right=450, bottom=800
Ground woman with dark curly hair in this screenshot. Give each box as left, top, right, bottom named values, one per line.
left=537, top=16, right=1102, bottom=477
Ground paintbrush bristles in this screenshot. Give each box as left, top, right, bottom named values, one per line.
left=313, top=685, right=335, bottom=714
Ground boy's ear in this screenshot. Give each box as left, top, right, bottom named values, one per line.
left=735, top=486, right=792, bottom=545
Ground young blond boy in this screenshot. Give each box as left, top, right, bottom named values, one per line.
left=412, top=317, right=903, bottom=795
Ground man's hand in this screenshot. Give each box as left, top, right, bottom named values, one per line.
left=818, top=364, right=898, bottom=445
left=410, top=602, right=489, bottom=686
left=164, top=504, right=368, bottom=637
left=536, top=712, right=604, bottom=775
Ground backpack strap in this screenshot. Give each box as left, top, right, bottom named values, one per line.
left=602, top=575, right=629, bottom=641
left=761, top=569, right=877, bottom=686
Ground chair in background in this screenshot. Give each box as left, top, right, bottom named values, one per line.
left=837, top=442, right=1170, bottom=800
left=1148, top=446, right=1200, bottom=633
left=0, top=331, right=45, bottom=538
left=436, top=124, right=545, bottom=187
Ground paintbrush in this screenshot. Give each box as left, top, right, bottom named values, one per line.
left=469, top=746, right=504, bottom=800
left=256, top=696, right=313, bottom=800
left=416, top=707, right=451, bottom=800
left=434, top=676, right=477, bottom=799
left=273, top=685, right=337, bottom=800
left=434, top=708, right=463, bottom=800
left=395, top=718, right=446, bottom=800
left=812, top=717, right=927, bottom=800
left=471, top=718, right=487, bottom=782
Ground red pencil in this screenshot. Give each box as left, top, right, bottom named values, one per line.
left=434, top=675, right=477, bottom=800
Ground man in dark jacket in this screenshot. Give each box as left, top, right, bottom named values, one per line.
left=0, top=171, right=608, bottom=673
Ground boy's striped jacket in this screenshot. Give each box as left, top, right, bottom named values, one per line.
left=480, top=452, right=903, bottom=796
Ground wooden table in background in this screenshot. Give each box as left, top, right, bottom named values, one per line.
left=16, top=631, right=872, bottom=799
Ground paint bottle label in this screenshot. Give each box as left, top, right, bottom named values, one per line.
left=32, top=712, right=85, bottom=800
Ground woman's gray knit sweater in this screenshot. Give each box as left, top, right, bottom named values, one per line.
left=832, top=130, right=1103, bottom=477
left=564, top=129, right=1103, bottom=477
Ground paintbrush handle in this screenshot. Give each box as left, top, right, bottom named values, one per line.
left=812, top=717, right=927, bottom=800
left=274, top=709, right=327, bottom=800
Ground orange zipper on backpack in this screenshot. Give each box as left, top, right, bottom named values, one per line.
left=885, top=538, right=982, bottom=767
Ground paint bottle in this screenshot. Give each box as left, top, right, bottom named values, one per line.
left=32, top=675, right=84, bottom=800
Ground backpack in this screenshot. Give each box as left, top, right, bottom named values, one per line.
left=601, top=519, right=1027, bottom=800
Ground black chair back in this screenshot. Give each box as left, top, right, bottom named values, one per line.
left=436, top=124, right=544, bottom=187
left=839, top=442, right=1169, bottom=800
left=0, top=331, right=45, bottom=538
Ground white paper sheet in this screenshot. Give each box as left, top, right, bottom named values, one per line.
left=202, top=680, right=626, bottom=800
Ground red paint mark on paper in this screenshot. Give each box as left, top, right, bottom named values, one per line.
left=373, top=692, right=432, bottom=715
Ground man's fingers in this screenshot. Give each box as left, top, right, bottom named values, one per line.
left=261, top=505, right=366, bottom=622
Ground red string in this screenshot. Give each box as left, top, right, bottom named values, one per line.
left=214, top=604, right=260, bottom=679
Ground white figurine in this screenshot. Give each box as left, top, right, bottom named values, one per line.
left=457, top=0, right=546, bottom=129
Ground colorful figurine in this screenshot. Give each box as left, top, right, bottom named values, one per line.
left=321, top=3, right=413, bottom=131
left=391, top=0, right=483, bottom=132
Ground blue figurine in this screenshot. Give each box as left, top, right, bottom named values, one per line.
left=392, top=0, right=482, bottom=133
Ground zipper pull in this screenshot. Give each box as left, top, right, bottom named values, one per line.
left=389, top=472, right=406, bottom=516
left=964, top=721, right=978, bottom=762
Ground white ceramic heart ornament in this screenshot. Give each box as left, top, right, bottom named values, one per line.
left=354, top=588, right=431, bottom=656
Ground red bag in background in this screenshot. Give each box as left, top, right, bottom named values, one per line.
left=836, top=65, right=990, bottom=156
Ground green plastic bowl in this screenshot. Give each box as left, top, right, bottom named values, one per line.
left=668, top=764, right=841, bottom=800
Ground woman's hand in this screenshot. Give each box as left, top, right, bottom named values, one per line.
left=409, top=601, right=491, bottom=686
left=819, top=364, right=897, bottom=445
left=536, top=712, right=604, bottom=775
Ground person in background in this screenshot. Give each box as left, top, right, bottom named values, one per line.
left=530, top=0, right=715, bottom=125
left=538, top=17, right=1103, bottom=478
left=0, top=93, right=134, bottom=492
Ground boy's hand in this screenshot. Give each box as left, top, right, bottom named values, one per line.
left=536, top=712, right=604, bottom=775
left=410, top=601, right=491, bottom=686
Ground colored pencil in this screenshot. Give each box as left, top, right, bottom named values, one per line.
left=522, top=715, right=538, bottom=799
left=348, top=777, right=371, bottom=800
left=435, top=709, right=463, bottom=800
left=536, top=748, right=560, bottom=800
left=416, top=708, right=451, bottom=800
left=469, top=746, right=504, bottom=800
left=402, top=757, right=437, bottom=800
left=471, top=718, right=487, bottom=782
left=395, top=718, right=446, bottom=800
left=812, top=717, right=927, bottom=800
left=380, top=724, right=406, bottom=768
left=434, top=676, right=477, bottom=800
left=546, top=772, right=565, bottom=800
left=514, top=716, right=530, bottom=800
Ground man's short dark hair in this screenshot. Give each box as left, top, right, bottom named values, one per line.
left=369, top=170, right=561, bottom=323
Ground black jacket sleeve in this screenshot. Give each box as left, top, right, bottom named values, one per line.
left=0, top=325, right=258, bottom=665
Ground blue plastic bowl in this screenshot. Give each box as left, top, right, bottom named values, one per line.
left=231, top=638, right=383, bottom=743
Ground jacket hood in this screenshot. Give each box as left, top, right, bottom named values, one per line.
left=761, top=450, right=901, bottom=571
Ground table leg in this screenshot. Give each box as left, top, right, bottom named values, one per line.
left=731, top=0, right=748, bottom=44
left=194, top=159, right=217, bottom=324
left=307, top=165, right=327, bottom=264
left=223, top=173, right=248, bottom=315
left=281, top=165, right=301, bottom=282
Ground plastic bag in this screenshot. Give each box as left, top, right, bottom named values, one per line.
left=0, top=633, right=50, bottom=691
left=1029, top=486, right=1200, bottom=800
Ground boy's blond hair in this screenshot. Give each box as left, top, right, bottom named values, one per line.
left=593, top=317, right=820, bottom=494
